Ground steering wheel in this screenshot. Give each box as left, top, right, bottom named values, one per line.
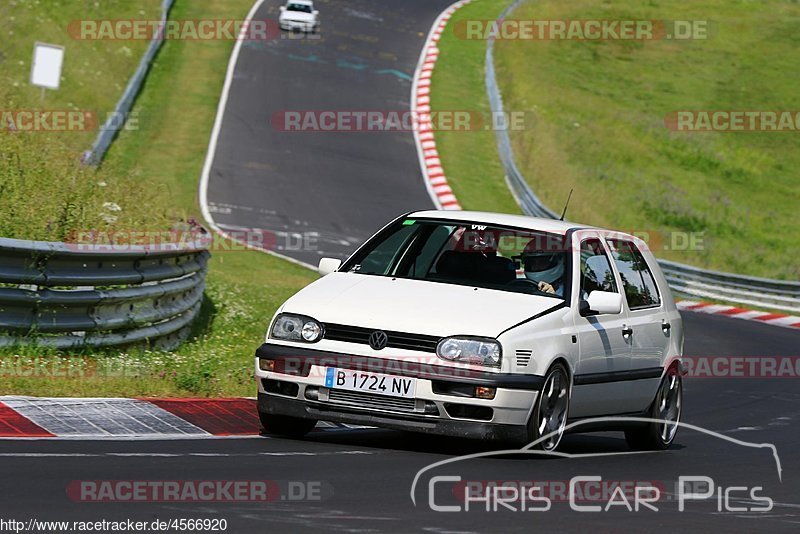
left=507, top=278, right=538, bottom=288
left=507, top=278, right=559, bottom=296
left=506, top=278, right=550, bottom=294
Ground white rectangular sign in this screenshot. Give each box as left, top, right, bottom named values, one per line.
left=30, top=42, right=65, bottom=90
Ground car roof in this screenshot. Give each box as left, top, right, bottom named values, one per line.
left=408, top=210, right=591, bottom=235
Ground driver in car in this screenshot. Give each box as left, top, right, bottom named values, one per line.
left=522, top=248, right=566, bottom=296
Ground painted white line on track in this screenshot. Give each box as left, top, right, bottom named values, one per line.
left=0, top=451, right=376, bottom=458
left=0, top=435, right=266, bottom=442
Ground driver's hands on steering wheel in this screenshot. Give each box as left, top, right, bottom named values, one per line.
left=537, top=281, right=556, bottom=294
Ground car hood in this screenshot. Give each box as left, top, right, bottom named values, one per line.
left=281, top=272, right=564, bottom=338
left=280, top=11, right=315, bottom=22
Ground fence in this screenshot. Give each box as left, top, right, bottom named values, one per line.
left=83, top=0, right=176, bottom=165
left=0, top=237, right=208, bottom=349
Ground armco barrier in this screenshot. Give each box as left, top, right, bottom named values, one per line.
left=83, top=0, right=176, bottom=165
left=0, top=236, right=208, bottom=349
left=484, top=0, right=800, bottom=313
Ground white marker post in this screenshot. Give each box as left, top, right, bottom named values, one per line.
left=30, top=42, right=65, bottom=101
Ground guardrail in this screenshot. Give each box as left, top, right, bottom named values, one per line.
left=83, top=0, right=176, bottom=165
left=0, top=237, right=209, bottom=350
left=484, top=0, right=800, bottom=313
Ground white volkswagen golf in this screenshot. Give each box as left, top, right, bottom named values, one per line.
left=255, top=211, right=684, bottom=451
left=278, top=0, right=319, bottom=32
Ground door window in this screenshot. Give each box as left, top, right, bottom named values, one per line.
left=579, top=238, right=618, bottom=300
left=606, top=239, right=661, bottom=309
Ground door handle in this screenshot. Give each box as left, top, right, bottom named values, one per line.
left=622, top=326, right=633, bottom=337
left=662, top=321, right=671, bottom=333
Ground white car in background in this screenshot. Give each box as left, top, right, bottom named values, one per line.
left=278, top=0, right=319, bottom=32
left=255, top=211, right=684, bottom=451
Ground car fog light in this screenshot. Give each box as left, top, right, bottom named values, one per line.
left=475, top=386, right=496, bottom=399
left=259, top=359, right=275, bottom=372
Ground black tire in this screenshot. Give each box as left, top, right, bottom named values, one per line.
left=259, top=412, right=317, bottom=438
left=625, top=366, right=682, bottom=451
left=523, top=363, right=571, bottom=451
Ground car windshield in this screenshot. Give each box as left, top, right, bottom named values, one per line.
left=340, top=218, right=569, bottom=299
left=286, top=2, right=312, bottom=13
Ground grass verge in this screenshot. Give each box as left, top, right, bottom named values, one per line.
left=432, top=0, right=800, bottom=280
left=431, top=0, right=519, bottom=214
left=1, top=0, right=160, bottom=152
left=1, top=0, right=172, bottom=240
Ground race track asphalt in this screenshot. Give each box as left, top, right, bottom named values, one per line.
left=1, top=303, right=797, bottom=533
left=205, top=0, right=449, bottom=266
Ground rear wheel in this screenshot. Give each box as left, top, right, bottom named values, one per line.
left=625, top=366, right=682, bottom=450
left=259, top=412, right=317, bottom=438
left=525, top=363, right=570, bottom=451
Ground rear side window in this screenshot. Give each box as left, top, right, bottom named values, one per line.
left=579, top=238, right=618, bottom=299
left=606, top=239, right=661, bottom=309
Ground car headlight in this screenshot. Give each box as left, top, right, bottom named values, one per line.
left=436, top=337, right=501, bottom=367
left=270, top=313, right=323, bottom=343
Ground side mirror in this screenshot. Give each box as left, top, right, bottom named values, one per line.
left=279, top=5, right=286, bottom=11
left=318, top=257, right=341, bottom=276
left=313, top=10, right=319, bottom=15
left=580, top=291, right=622, bottom=316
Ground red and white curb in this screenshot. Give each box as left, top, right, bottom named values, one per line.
left=412, top=0, right=472, bottom=211
left=676, top=300, right=800, bottom=330
left=0, top=397, right=359, bottom=439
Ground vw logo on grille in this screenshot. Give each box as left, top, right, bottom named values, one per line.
left=368, top=330, right=389, bottom=351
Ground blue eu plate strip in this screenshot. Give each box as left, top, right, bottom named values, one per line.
left=325, top=368, right=335, bottom=388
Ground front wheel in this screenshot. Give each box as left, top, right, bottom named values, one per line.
left=524, top=363, right=571, bottom=451
left=625, top=366, right=682, bottom=450
left=259, top=412, right=317, bottom=438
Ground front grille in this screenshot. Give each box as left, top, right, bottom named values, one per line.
left=326, top=389, right=417, bottom=413
left=323, top=323, right=440, bottom=353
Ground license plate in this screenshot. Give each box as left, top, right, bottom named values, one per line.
left=324, top=368, right=416, bottom=398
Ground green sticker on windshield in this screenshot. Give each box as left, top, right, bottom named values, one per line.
left=402, top=219, right=416, bottom=225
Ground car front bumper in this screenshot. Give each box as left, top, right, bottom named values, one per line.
left=279, top=20, right=315, bottom=31
left=255, top=342, right=544, bottom=441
